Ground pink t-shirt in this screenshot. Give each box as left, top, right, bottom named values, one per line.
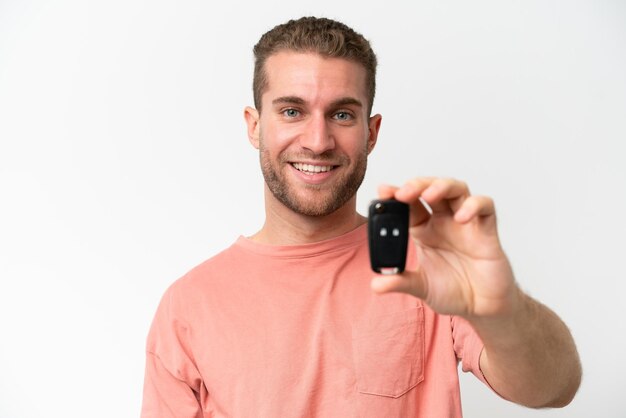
left=142, top=224, right=488, bottom=417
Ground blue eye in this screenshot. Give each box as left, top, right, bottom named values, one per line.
left=335, top=112, right=352, bottom=121
left=284, top=109, right=299, bottom=117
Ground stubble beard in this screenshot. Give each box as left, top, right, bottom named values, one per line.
left=259, top=139, right=368, bottom=217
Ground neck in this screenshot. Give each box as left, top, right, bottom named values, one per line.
left=250, top=189, right=367, bottom=245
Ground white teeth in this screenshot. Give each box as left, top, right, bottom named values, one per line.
left=292, top=163, right=334, bottom=174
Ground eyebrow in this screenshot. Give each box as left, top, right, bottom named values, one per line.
left=271, top=96, right=363, bottom=109
left=330, top=97, right=363, bottom=109
left=272, top=96, right=306, bottom=106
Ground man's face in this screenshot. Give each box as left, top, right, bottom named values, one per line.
left=245, top=52, right=381, bottom=217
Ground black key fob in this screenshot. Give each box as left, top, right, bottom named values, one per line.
left=368, top=199, right=409, bottom=274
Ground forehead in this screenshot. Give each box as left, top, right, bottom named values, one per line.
left=262, top=51, right=368, bottom=106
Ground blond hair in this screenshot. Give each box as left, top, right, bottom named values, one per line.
left=252, top=17, right=377, bottom=114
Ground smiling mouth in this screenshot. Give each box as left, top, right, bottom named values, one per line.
left=291, top=162, right=338, bottom=175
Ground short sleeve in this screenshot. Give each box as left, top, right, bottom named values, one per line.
left=141, top=284, right=204, bottom=418
left=450, top=315, right=490, bottom=386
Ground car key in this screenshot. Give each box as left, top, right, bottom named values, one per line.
left=368, top=199, right=409, bottom=274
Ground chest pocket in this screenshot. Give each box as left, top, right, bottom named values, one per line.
left=351, top=306, right=425, bottom=398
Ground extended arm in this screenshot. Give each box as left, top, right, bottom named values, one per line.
left=371, top=178, right=581, bottom=408
left=474, top=289, right=581, bottom=407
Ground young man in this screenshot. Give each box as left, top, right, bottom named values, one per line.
left=141, top=17, right=581, bottom=417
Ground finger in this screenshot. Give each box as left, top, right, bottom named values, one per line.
left=454, top=195, right=496, bottom=223
left=377, top=184, right=399, bottom=200
left=370, top=268, right=428, bottom=300
left=393, top=178, right=435, bottom=226
left=420, top=178, right=470, bottom=214
left=407, top=198, right=431, bottom=227
left=397, top=178, right=468, bottom=214
left=378, top=183, right=431, bottom=226
left=395, top=177, right=436, bottom=202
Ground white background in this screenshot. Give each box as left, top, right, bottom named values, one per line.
left=1, top=0, right=625, bottom=416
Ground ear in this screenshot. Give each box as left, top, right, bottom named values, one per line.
left=244, top=106, right=261, bottom=149
left=366, top=113, right=382, bottom=154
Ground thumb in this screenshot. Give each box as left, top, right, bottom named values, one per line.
left=370, top=268, right=428, bottom=299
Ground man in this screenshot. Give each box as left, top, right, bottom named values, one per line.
left=141, top=17, right=581, bottom=417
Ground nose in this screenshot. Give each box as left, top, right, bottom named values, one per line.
left=299, top=113, right=335, bottom=154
